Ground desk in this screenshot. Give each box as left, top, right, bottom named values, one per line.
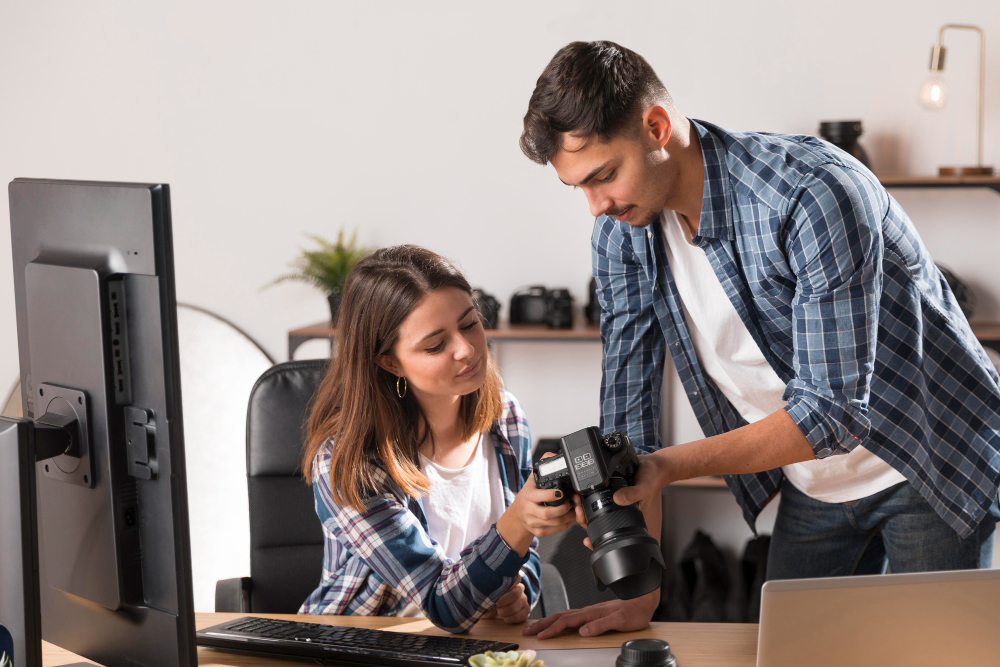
left=43, top=613, right=760, bottom=666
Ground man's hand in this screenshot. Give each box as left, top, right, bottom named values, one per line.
left=482, top=575, right=530, bottom=624
left=612, top=450, right=674, bottom=507
left=521, top=590, right=658, bottom=638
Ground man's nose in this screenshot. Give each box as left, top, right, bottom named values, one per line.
left=586, top=189, right=612, bottom=218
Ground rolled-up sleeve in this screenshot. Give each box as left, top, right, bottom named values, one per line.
left=781, top=164, right=887, bottom=458
left=592, top=215, right=665, bottom=455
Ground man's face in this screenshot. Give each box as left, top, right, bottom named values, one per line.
left=550, top=130, right=673, bottom=228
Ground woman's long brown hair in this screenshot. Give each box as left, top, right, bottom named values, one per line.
left=302, top=245, right=504, bottom=511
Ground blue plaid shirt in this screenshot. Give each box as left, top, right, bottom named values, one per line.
left=594, top=119, right=1000, bottom=538
left=299, top=390, right=541, bottom=633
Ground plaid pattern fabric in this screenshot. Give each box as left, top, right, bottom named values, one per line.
left=299, top=390, right=541, bottom=632
left=594, top=119, right=1000, bottom=538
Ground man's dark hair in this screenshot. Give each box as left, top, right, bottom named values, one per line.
left=520, top=41, right=671, bottom=166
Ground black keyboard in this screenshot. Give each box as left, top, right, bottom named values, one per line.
left=196, top=616, right=520, bottom=666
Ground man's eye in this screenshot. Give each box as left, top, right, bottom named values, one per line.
left=599, top=170, right=616, bottom=183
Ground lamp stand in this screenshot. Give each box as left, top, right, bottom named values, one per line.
left=930, top=24, right=993, bottom=177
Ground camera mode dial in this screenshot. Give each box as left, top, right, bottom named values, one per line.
left=604, top=432, right=624, bottom=451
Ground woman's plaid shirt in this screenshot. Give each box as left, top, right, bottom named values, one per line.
left=299, top=390, right=541, bottom=632
left=594, top=119, right=1000, bottom=538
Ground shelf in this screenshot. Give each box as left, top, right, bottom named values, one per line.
left=971, top=323, right=1000, bottom=342
left=289, top=320, right=1000, bottom=360
left=879, top=175, right=1000, bottom=197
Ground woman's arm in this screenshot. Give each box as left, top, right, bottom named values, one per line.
left=313, top=448, right=525, bottom=633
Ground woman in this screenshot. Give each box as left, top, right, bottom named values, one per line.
left=299, top=245, right=575, bottom=632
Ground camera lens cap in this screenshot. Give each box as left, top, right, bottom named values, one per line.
left=615, top=638, right=677, bottom=667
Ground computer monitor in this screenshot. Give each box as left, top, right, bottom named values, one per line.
left=1, top=178, right=197, bottom=666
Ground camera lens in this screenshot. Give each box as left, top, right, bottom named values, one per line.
left=584, top=487, right=665, bottom=599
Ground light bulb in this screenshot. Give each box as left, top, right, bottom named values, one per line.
left=919, top=74, right=948, bottom=109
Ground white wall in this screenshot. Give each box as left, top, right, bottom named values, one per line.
left=2, top=1, right=999, bottom=609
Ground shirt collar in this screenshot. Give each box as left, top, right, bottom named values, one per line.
left=689, top=118, right=734, bottom=242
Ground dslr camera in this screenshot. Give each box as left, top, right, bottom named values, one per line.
left=533, top=427, right=665, bottom=599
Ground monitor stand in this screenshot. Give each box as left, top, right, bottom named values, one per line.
left=0, top=415, right=95, bottom=667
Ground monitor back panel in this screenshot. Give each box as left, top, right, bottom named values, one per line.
left=8, top=179, right=197, bottom=667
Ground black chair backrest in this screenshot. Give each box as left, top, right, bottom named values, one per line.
left=246, top=359, right=327, bottom=612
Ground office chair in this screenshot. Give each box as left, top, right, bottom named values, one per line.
left=216, top=359, right=328, bottom=613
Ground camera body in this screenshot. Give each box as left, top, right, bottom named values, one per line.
left=545, top=288, right=574, bottom=329
left=472, top=288, right=501, bottom=329
left=533, top=427, right=664, bottom=599
left=534, top=428, right=637, bottom=502
left=509, top=286, right=549, bottom=324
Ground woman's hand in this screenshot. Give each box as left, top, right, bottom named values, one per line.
left=482, top=574, right=530, bottom=624
left=496, top=470, right=577, bottom=556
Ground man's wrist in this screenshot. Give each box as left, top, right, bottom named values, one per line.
left=631, top=587, right=660, bottom=619
left=652, top=447, right=681, bottom=486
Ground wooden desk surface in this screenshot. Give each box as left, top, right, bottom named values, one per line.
left=43, top=612, right=759, bottom=666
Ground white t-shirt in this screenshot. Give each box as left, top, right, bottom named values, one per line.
left=660, top=209, right=906, bottom=502
left=397, top=432, right=506, bottom=617
left=419, top=432, right=506, bottom=561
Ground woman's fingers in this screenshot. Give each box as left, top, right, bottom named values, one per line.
left=498, top=596, right=530, bottom=624
left=522, top=485, right=565, bottom=506
left=495, top=585, right=525, bottom=614
left=494, top=580, right=529, bottom=624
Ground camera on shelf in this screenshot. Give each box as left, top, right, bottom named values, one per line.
left=510, top=285, right=575, bottom=329
left=533, top=426, right=665, bottom=599
left=472, top=288, right=500, bottom=329
left=509, top=285, right=548, bottom=324
left=545, top=288, right=574, bottom=328
left=586, top=277, right=601, bottom=325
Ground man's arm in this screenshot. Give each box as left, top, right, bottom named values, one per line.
left=614, top=409, right=814, bottom=506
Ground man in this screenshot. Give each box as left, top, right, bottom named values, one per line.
left=519, top=41, right=1000, bottom=638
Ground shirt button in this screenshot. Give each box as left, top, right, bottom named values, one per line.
left=652, top=284, right=658, bottom=291
left=692, top=391, right=699, bottom=397
left=647, top=230, right=653, bottom=238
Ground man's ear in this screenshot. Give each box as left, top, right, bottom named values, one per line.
left=642, top=105, right=672, bottom=150
left=375, top=354, right=400, bottom=377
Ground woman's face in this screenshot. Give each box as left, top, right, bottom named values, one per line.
left=379, top=286, right=488, bottom=399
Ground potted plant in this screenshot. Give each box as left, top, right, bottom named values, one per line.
left=268, top=231, right=370, bottom=323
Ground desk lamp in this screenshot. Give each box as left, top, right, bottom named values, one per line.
left=919, top=23, right=994, bottom=176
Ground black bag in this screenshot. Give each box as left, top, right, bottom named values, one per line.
left=736, top=535, right=770, bottom=623
left=664, top=531, right=730, bottom=622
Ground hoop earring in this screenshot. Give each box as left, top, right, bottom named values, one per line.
left=396, top=376, right=407, bottom=398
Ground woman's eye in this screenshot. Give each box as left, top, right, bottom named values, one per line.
left=425, top=342, right=444, bottom=353
left=599, top=170, right=616, bottom=183
left=461, top=319, right=479, bottom=331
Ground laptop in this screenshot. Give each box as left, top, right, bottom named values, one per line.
left=756, top=568, right=1000, bottom=666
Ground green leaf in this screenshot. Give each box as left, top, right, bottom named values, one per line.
left=468, top=654, right=498, bottom=667
left=263, top=230, right=371, bottom=296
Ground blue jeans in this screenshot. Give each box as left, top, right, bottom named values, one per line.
left=766, top=479, right=1000, bottom=580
